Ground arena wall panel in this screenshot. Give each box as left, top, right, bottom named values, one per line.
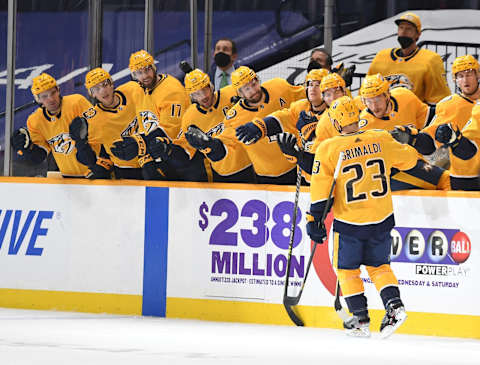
left=0, top=178, right=478, bottom=339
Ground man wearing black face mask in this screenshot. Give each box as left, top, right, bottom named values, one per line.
left=368, top=12, right=450, bottom=105
left=307, top=48, right=333, bottom=72
left=208, top=38, right=240, bottom=90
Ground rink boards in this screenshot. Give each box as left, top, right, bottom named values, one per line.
left=0, top=177, right=478, bottom=339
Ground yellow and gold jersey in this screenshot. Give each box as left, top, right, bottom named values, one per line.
left=26, top=94, right=93, bottom=177
left=217, top=78, right=305, bottom=177
left=84, top=83, right=141, bottom=168
left=269, top=98, right=325, bottom=138
left=367, top=48, right=450, bottom=104
left=359, top=87, right=429, bottom=132
left=176, top=85, right=237, bottom=158
left=310, top=129, right=417, bottom=233
left=449, top=102, right=480, bottom=178
left=268, top=98, right=326, bottom=182
left=422, top=93, right=476, bottom=140
left=136, top=74, right=190, bottom=139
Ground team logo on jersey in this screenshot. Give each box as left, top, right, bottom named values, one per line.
left=359, top=118, right=368, bottom=128
left=47, top=133, right=75, bottom=154
left=225, top=109, right=237, bottom=120
left=139, top=110, right=159, bottom=134
left=121, top=117, right=139, bottom=137
left=385, top=74, right=413, bottom=90
left=82, top=107, right=97, bottom=119
left=207, top=122, right=224, bottom=137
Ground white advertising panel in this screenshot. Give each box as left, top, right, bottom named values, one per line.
left=0, top=182, right=145, bottom=295
left=168, top=186, right=480, bottom=316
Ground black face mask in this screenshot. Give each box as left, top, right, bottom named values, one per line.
left=214, top=52, right=231, bottom=68
left=307, top=60, right=322, bottom=72
left=398, top=36, right=414, bottom=49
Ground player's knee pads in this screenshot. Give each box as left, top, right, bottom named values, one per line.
left=365, top=264, right=398, bottom=293
left=337, top=268, right=364, bottom=297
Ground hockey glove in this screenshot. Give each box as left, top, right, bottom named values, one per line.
left=296, top=111, right=318, bottom=141
left=69, top=116, right=88, bottom=142
left=341, top=65, right=356, bottom=88
left=277, top=132, right=300, bottom=164
left=306, top=212, right=327, bottom=243
left=235, top=119, right=266, bottom=145
left=435, top=123, right=461, bottom=147
left=111, top=134, right=147, bottom=161
left=148, top=136, right=172, bottom=161
left=11, top=127, right=31, bottom=154
left=390, top=125, right=418, bottom=145
left=185, top=125, right=214, bottom=152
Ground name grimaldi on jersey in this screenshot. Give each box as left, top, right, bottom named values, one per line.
left=342, top=142, right=381, bottom=160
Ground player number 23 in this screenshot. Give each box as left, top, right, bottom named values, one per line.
left=342, top=158, right=388, bottom=203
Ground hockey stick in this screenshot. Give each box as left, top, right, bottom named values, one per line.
left=283, top=151, right=344, bottom=326
left=334, top=279, right=350, bottom=322
left=282, top=132, right=306, bottom=326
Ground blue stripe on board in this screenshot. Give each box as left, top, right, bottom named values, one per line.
left=142, top=187, right=169, bottom=316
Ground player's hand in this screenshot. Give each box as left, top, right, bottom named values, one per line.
left=185, top=125, right=213, bottom=151
left=390, top=125, right=418, bottom=145
left=341, top=65, right=356, bottom=88
left=148, top=136, right=172, bottom=161
left=296, top=111, right=318, bottom=139
left=435, top=123, right=461, bottom=146
left=85, top=164, right=111, bottom=179
left=235, top=120, right=264, bottom=145
left=69, top=116, right=88, bottom=142
left=11, top=128, right=31, bottom=153
left=306, top=212, right=327, bottom=243
left=111, top=136, right=141, bottom=161
left=277, top=132, right=300, bottom=163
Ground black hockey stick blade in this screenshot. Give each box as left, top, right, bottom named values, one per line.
left=283, top=302, right=304, bottom=326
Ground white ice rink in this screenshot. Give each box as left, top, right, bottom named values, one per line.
left=0, top=308, right=478, bottom=365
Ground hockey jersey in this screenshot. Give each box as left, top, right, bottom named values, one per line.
left=359, top=87, right=430, bottom=131
left=85, top=82, right=143, bottom=168
left=26, top=94, right=93, bottom=177
left=216, top=78, right=305, bottom=177
left=136, top=74, right=190, bottom=139
left=310, top=129, right=417, bottom=237
left=451, top=101, right=480, bottom=178
left=368, top=47, right=450, bottom=104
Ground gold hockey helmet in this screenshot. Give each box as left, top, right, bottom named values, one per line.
left=231, top=66, right=257, bottom=90
left=305, top=68, right=329, bottom=84
left=452, top=55, right=479, bottom=77
left=319, top=72, right=346, bottom=93
left=31, top=73, right=57, bottom=96
left=328, top=96, right=360, bottom=129
left=129, top=49, right=155, bottom=72
left=360, top=74, right=390, bottom=99
left=184, top=69, right=211, bottom=94
left=85, top=68, right=112, bottom=90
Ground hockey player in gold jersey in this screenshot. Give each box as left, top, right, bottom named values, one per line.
left=11, top=73, right=93, bottom=177
left=110, top=50, right=190, bottom=180
left=176, top=69, right=254, bottom=182
left=395, top=55, right=480, bottom=190
left=67, top=67, right=147, bottom=179
left=186, top=66, right=305, bottom=184
left=308, top=96, right=417, bottom=338
left=367, top=12, right=450, bottom=104
left=271, top=68, right=329, bottom=183
left=359, top=74, right=450, bottom=190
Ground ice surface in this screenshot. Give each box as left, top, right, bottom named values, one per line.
left=0, top=308, right=478, bottom=365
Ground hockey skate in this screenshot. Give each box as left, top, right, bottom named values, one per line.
left=380, top=302, right=407, bottom=339
left=343, top=314, right=371, bottom=338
